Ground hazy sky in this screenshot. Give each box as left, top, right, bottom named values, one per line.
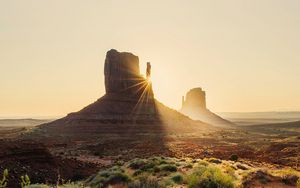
left=1, top=0, right=300, bottom=117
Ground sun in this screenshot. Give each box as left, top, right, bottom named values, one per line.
left=146, top=76, right=152, bottom=84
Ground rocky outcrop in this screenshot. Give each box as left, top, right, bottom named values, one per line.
left=180, top=88, right=234, bottom=127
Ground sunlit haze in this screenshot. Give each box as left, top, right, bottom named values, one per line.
left=1, top=0, right=300, bottom=117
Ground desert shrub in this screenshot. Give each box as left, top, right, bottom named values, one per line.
left=133, top=170, right=143, bottom=176
left=207, top=158, right=222, bottom=164
left=0, top=169, right=8, bottom=188
left=297, top=178, right=300, bottom=188
left=229, top=154, right=238, bottom=162
left=128, top=176, right=163, bottom=188
left=129, top=159, right=158, bottom=174
left=163, top=179, right=173, bottom=187
left=188, top=166, right=234, bottom=188
left=159, top=160, right=168, bottom=165
left=159, top=164, right=177, bottom=172
left=87, top=166, right=130, bottom=187
left=95, top=172, right=129, bottom=187
left=21, top=175, right=31, bottom=188
left=171, top=173, right=184, bottom=184
left=184, top=163, right=193, bottom=168
left=198, top=160, right=209, bottom=166
left=111, top=165, right=125, bottom=173
left=141, top=161, right=156, bottom=171
left=129, top=159, right=147, bottom=169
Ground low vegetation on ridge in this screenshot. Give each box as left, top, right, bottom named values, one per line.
left=2, top=156, right=299, bottom=188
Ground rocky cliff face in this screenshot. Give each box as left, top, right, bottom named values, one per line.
left=180, top=88, right=234, bottom=127
left=104, top=49, right=153, bottom=98
left=105, top=49, right=140, bottom=94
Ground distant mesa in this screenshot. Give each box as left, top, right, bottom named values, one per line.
left=180, top=87, right=234, bottom=127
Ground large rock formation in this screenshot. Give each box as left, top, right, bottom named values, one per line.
left=64, top=49, right=156, bottom=122
left=105, top=49, right=146, bottom=95
left=104, top=49, right=154, bottom=98
left=180, top=88, right=234, bottom=127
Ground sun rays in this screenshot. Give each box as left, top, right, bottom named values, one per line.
left=126, top=76, right=155, bottom=115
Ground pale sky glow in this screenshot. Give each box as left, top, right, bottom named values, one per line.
left=1, top=0, right=300, bottom=117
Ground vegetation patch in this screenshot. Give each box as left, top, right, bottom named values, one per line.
left=187, top=165, right=235, bottom=188
left=2, top=156, right=298, bottom=188
left=159, top=164, right=177, bottom=172
left=86, top=166, right=130, bottom=187
left=229, top=154, right=238, bottom=162
left=128, top=176, right=162, bottom=188
left=171, top=173, right=184, bottom=184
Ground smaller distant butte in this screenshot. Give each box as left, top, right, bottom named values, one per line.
left=180, top=87, right=235, bottom=127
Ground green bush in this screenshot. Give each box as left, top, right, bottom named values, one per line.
left=159, top=164, right=177, bottom=172
left=188, top=166, right=234, bottom=188
left=207, top=158, right=222, bottom=164
left=133, top=170, right=143, bottom=177
left=171, top=174, right=184, bottom=184
left=128, top=176, right=163, bottom=188
left=198, top=160, right=209, bottom=166
left=87, top=166, right=130, bottom=187
left=141, top=161, right=156, bottom=171
left=159, top=160, right=168, bottom=165
left=129, top=159, right=147, bottom=170
left=229, top=154, right=238, bottom=162
left=185, top=163, right=193, bottom=168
